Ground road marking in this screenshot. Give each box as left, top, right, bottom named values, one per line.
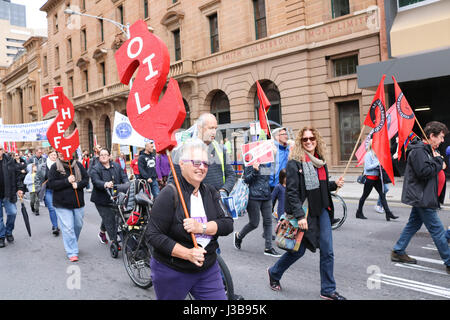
left=394, top=263, right=448, bottom=275
left=410, top=255, right=444, bottom=265
left=375, top=273, right=450, bottom=299
left=421, top=247, right=438, bottom=251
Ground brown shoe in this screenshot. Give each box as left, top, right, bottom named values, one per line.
left=391, top=251, right=417, bottom=264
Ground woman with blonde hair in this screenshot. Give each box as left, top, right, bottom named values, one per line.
left=267, top=126, right=346, bottom=300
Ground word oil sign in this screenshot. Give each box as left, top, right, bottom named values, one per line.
left=115, top=20, right=185, bottom=153
left=41, top=86, right=79, bottom=160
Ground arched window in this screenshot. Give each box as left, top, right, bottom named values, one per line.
left=254, top=81, right=282, bottom=125
left=88, top=120, right=94, bottom=154
left=211, top=91, right=230, bottom=125
left=104, top=116, right=111, bottom=152
left=182, top=99, right=190, bottom=129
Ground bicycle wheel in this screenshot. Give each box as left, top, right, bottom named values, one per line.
left=216, top=254, right=235, bottom=300
left=122, top=230, right=153, bottom=289
left=331, top=193, right=347, bottom=230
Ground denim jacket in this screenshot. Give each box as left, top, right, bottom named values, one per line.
left=363, top=150, right=380, bottom=176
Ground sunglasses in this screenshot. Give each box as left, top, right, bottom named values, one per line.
left=182, top=159, right=209, bottom=168
left=301, top=136, right=316, bottom=143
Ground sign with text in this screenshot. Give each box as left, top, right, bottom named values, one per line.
left=241, top=140, right=274, bottom=167
left=40, top=87, right=79, bottom=161
left=115, top=20, right=185, bottom=153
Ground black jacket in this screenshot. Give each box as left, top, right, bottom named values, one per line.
left=138, top=152, right=157, bottom=180
left=401, top=140, right=445, bottom=209
left=48, top=161, right=89, bottom=209
left=285, top=159, right=337, bottom=252
left=244, top=163, right=271, bottom=200
left=90, top=161, right=129, bottom=206
left=0, top=154, right=25, bottom=203
left=146, top=177, right=234, bottom=273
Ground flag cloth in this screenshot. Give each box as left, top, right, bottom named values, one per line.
left=256, top=81, right=271, bottom=139
left=392, top=76, right=415, bottom=160
left=363, top=74, right=394, bottom=184
left=355, top=103, right=398, bottom=167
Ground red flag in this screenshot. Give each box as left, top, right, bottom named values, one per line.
left=256, top=81, right=271, bottom=139
left=363, top=75, right=394, bottom=184
left=392, top=76, right=415, bottom=160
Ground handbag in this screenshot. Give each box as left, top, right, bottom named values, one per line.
left=357, top=174, right=366, bottom=184
left=228, top=178, right=249, bottom=217
left=275, top=199, right=308, bottom=252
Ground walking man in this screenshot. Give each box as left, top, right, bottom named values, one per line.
left=138, top=141, right=160, bottom=198
left=391, top=121, right=450, bottom=274
left=0, top=146, right=25, bottom=247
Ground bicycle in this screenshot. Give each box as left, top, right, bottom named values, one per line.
left=331, top=192, right=347, bottom=230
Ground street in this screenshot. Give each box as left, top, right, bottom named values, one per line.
left=0, top=191, right=449, bottom=300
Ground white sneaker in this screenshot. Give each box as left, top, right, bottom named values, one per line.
left=374, top=205, right=384, bottom=214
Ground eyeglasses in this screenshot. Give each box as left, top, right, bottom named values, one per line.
left=301, top=136, right=316, bottom=143
left=182, top=160, right=209, bottom=168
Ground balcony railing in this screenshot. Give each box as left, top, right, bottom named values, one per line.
left=168, top=59, right=194, bottom=79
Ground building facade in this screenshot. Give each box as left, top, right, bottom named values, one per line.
left=38, top=0, right=384, bottom=165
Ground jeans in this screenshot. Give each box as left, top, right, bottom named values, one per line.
left=149, top=179, right=160, bottom=198
left=55, top=207, right=85, bottom=258
left=238, top=199, right=273, bottom=250
left=377, top=184, right=390, bottom=207
left=44, top=189, right=58, bottom=229
left=393, top=207, right=450, bottom=266
left=0, top=198, right=17, bottom=239
left=269, top=209, right=336, bottom=295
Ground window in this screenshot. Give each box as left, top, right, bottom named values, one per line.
left=253, top=0, right=267, bottom=40
left=99, top=62, right=106, bottom=87
left=55, top=46, right=60, bottom=68
left=143, top=0, right=149, bottom=19
left=43, top=55, right=48, bottom=76
left=173, top=29, right=181, bottom=61
left=99, top=19, right=104, bottom=43
left=211, top=91, right=230, bottom=125
left=81, top=28, right=87, bottom=52
left=68, top=76, right=74, bottom=97
left=67, top=38, right=72, bottom=60
left=80, top=0, right=86, bottom=11
left=54, top=13, right=58, bottom=33
left=398, top=0, right=439, bottom=10
left=331, top=0, right=349, bottom=19
left=333, top=55, right=358, bottom=77
left=83, top=69, right=89, bottom=92
left=117, top=5, right=124, bottom=25
left=88, top=120, right=94, bottom=154
left=209, top=14, right=219, bottom=54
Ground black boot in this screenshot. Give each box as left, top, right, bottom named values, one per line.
left=385, top=211, right=398, bottom=221
left=356, top=210, right=367, bottom=219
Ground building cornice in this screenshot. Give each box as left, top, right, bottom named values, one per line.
left=40, top=0, right=63, bottom=13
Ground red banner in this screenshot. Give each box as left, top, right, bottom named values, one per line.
left=256, top=81, right=271, bottom=139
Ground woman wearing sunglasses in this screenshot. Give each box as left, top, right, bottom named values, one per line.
left=267, top=126, right=346, bottom=300
left=146, top=139, right=233, bottom=300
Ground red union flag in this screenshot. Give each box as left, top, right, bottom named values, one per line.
left=115, top=20, right=185, bottom=153
left=392, top=76, right=415, bottom=160
left=256, top=81, right=271, bottom=139
left=363, top=75, right=394, bottom=184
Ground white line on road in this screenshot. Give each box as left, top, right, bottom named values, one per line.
left=421, top=247, right=438, bottom=251
left=394, top=263, right=448, bottom=276
left=410, top=255, right=444, bottom=265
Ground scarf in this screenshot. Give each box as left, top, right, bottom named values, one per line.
left=47, top=158, right=56, bottom=170
left=56, top=159, right=82, bottom=183
left=302, top=151, right=326, bottom=190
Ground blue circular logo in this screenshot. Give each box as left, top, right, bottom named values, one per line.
left=116, top=122, right=132, bottom=139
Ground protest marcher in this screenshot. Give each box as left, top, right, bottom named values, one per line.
left=24, top=164, right=40, bottom=216
left=13, top=153, right=27, bottom=190
left=269, top=127, right=290, bottom=192
left=48, top=152, right=89, bottom=262
left=27, top=148, right=45, bottom=167
left=90, top=148, right=129, bottom=252
left=82, top=150, right=91, bottom=191
left=138, top=141, right=160, bottom=198
left=146, top=139, right=233, bottom=300
left=36, top=149, right=60, bottom=236
left=267, top=127, right=346, bottom=300
left=0, top=147, right=25, bottom=248
left=156, top=153, right=170, bottom=190
left=355, top=141, right=398, bottom=221
left=391, top=121, right=450, bottom=274
left=130, top=153, right=140, bottom=179
left=271, top=168, right=286, bottom=221
left=115, top=152, right=127, bottom=175
left=233, top=160, right=280, bottom=257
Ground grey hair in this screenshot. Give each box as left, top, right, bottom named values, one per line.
left=177, top=138, right=208, bottom=163
left=195, top=113, right=216, bottom=129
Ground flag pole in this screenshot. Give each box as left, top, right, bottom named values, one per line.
left=414, top=116, right=430, bottom=144
left=166, top=149, right=198, bottom=248
left=337, top=124, right=366, bottom=192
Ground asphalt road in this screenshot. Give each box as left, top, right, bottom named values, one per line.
left=0, top=193, right=449, bottom=300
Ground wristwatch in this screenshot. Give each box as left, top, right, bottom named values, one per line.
left=202, top=223, right=207, bottom=235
